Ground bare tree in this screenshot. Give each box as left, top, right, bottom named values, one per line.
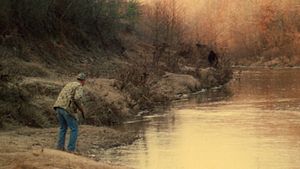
left=139, top=0, right=186, bottom=68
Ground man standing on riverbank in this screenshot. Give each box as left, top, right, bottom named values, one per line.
left=53, top=73, right=87, bottom=152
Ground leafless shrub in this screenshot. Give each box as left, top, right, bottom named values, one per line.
left=116, top=58, right=169, bottom=111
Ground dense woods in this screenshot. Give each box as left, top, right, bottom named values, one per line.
left=0, top=0, right=139, bottom=50
left=1, top=0, right=298, bottom=65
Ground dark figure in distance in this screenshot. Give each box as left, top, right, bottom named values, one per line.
left=208, top=50, right=218, bottom=67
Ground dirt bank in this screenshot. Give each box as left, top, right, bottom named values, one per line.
left=0, top=125, right=138, bottom=169
left=0, top=149, right=127, bottom=169
left=0, top=57, right=232, bottom=128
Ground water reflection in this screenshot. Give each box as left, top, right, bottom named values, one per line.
left=101, top=68, right=300, bottom=169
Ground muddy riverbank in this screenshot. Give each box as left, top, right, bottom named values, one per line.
left=0, top=125, right=138, bottom=169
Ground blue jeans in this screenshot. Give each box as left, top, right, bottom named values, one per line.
left=56, top=108, right=78, bottom=152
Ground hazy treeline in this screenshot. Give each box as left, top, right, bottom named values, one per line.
left=1, top=0, right=299, bottom=64
left=186, top=0, right=300, bottom=63
left=141, top=0, right=300, bottom=64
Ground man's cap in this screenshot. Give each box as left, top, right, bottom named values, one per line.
left=77, top=73, right=86, bottom=81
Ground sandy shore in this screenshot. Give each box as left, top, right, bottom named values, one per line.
left=0, top=125, right=138, bottom=169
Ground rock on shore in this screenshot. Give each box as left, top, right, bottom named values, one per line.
left=152, top=72, right=201, bottom=99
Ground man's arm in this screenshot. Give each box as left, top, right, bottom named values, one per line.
left=74, top=86, right=86, bottom=120
left=74, top=101, right=85, bottom=120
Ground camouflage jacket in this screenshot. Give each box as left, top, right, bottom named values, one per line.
left=53, top=82, right=84, bottom=117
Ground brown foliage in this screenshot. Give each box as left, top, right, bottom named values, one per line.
left=116, top=59, right=169, bottom=111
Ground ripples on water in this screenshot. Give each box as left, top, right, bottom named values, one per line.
left=101, top=68, right=300, bottom=169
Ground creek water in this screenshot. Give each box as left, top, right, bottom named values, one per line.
left=101, top=68, right=300, bottom=169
